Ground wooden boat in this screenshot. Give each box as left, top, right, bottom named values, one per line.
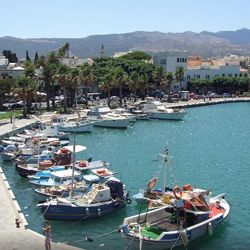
left=37, top=137, right=130, bottom=221
left=120, top=148, right=230, bottom=249
left=38, top=177, right=128, bottom=220
left=15, top=147, right=71, bottom=177
left=120, top=190, right=230, bottom=250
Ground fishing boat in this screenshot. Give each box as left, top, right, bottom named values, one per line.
left=38, top=176, right=128, bottom=220
left=120, top=190, right=229, bottom=249
left=120, top=149, right=230, bottom=249
left=37, top=135, right=130, bottom=220
left=34, top=161, right=111, bottom=202
left=133, top=148, right=174, bottom=205
left=15, top=147, right=71, bottom=177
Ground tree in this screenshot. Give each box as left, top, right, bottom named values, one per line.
left=121, top=51, right=152, bottom=61
left=26, top=50, right=31, bottom=61
left=112, top=66, right=129, bottom=106
left=24, top=60, right=35, bottom=78
left=68, top=67, right=80, bottom=108
left=58, top=42, right=70, bottom=57
left=128, top=71, right=141, bottom=101
left=0, top=78, right=15, bottom=111
left=2, top=50, right=18, bottom=63
left=175, top=66, right=185, bottom=91
left=34, top=52, right=39, bottom=64
left=54, top=64, right=70, bottom=113
left=166, top=72, right=174, bottom=95
left=36, top=52, right=60, bottom=110
left=12, top=76, right=38, bottom=117
left=79, top=63, right=96, bottom=108
left=99, top=69, right=114, bottom=107
left=153, top=66, right=167, bottom=90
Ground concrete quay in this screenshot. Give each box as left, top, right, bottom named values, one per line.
left=0, top=97, right=249, bottom=250
left=0, top=117, right=83, bottom=249
left=164, top=96, right=250, bottom=108
left=0, top=167, right=82, bottom=250
left=0, top=117, right=37, bottom=140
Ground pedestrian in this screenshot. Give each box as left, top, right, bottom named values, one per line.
left=43, top=220, right=51, bottom=250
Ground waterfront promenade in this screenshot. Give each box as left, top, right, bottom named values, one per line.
left=0, top=117, right=82, bottom=249
left=0, top=96, right=249, bottom=249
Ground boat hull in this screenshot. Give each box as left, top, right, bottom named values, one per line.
left=121, top=200, right=229, bottom=250
left=149, top=112, right=186, bottom=120
left=94, top=119, right=130, bottom=129
left=15, top=164, right=38, bottom=177
left=59, top=123, right=93, bottom=133
left=39, top=200, right=126, bottom=220
left=122, top=214, right=224, bottom=250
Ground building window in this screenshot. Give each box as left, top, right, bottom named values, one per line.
left=177, top=58, right=180, bottom=62
left=235, top=74, right=238, bottom=77
left=187, top=75, right=190, bottom=79
left=206, top=75, right=210, bottom=79
left=185, top=58, right=187, bottom=62
left=160, top=59, right=166, bottom=65
left=196, top=75, right=200, bottom=79
left=228, top=74, right=232, bottom=77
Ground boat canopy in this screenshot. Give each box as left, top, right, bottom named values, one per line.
left=63, top=145, right=87, bottom=153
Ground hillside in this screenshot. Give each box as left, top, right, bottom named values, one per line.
left=1, top=28, right=250, bottom=59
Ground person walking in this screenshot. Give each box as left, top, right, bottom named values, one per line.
left=43, top=220, right=51, bottom=250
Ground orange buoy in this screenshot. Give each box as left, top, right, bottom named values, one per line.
left=173, top=186, right=183, bottom=199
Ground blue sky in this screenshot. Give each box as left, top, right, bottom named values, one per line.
left=1, top=0, right=249, bottom=38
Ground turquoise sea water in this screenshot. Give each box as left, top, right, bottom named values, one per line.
left=1, top=102, right=250, bottom=250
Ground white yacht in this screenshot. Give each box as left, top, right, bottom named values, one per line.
left=140, top=99, right=186, bottom=120
left=59, top=120, right=94, bottom=133
left=51, top=116, right=94, bottom=133
left=87, top=106, right=130, bottom=129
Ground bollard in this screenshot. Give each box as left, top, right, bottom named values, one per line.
left=15, top=218, right=20, bottom=228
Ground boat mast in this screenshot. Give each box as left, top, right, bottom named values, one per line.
left=159, top=147, right=169, bottom=194
left=163, top=147, right=168, bottom=194
left=69, top=131, right=76, bottom=202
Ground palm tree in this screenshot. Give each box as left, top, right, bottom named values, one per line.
left=99, top=69, right=114, bottom=107
left=112, top=66, right=129, bottom=106
left=153, top=66, right=166, bottom=90
left=138, top=72, right=149, bottom=100
left=0, top=78, right=15, bottom=111
left=166, top=72, right=174, bottom=91
left=54, top=64, right=70, bottom=113
left=79, top=63, right=96, bottom=108
left=68, top=67, right=80, bottom=109
left=36, top=55, right=58, bottom=110
left=175, top=66, right=185, bottom=91
left=128, top=71, right=140, bottom=101
left=12, top=76, right=38, bottom=117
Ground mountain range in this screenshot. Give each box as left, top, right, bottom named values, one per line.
left=1, top=28, right=250, bottom=59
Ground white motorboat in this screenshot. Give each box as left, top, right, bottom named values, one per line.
left=59, top=120, right=94, bottom=133
left=113, top=108, right=137, bottom=122
left=87, top=106, right=130, bottom=128
left=140, top=98, right=186, bottom=120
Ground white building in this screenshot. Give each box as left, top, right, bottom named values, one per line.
left=0, top=56, right=8, bottom=68
left=62, top=56, right=88, bottom=67
left=153, top=49, right=188, bottom=73
left=186, top=56, right=240, bottom=80
left=0, top=57, right=24, bottom=79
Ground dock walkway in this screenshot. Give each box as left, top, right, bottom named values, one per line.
left=0, top=117, right=82, bottom=249
left=0, top=97, right=249, bottom=249
left=0, top=167, right=82, bottom=250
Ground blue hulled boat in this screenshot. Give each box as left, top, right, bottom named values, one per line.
left=37, top=177, right=129, bottom=220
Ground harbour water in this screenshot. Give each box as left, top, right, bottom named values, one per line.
left=1, top=102, right=250, bottom=250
